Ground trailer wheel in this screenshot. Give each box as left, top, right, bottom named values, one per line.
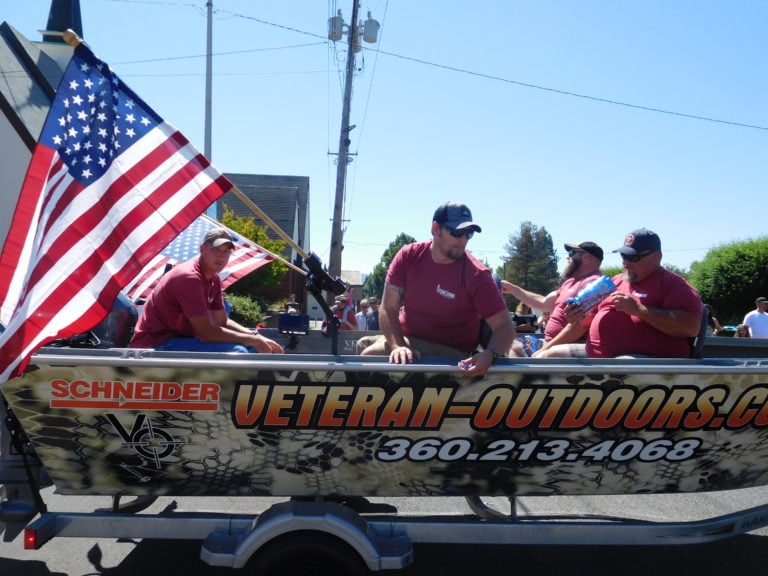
left=251, top=530, right=369, bottom=576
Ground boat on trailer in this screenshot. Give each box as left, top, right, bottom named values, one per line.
left=3, top=346, right=768, bottom=573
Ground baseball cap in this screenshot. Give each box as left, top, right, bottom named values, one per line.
left=613, top=228, right=661, bottom=256
left=564, top=241, right=603, bottom=261
left=756, top=297, right=768, bottom=305
left=203, top=228, right=235, bottom=249
left=432, top=201, right=482, bottom=232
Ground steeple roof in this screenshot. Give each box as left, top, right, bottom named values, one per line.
left=43, top=0, right=83, bottom=43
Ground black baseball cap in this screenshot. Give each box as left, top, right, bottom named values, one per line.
left=613, top=228, right=661, bottom=256
left=564, top=241, right=603, bottom=261
left=433, top=202, right=481, bottom=233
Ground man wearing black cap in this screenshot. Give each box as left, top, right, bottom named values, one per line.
left=130, top=228, right=284, bottom=353
left=554, top=228, right=702, bottom=358
left=358, top=201, right=515, bottom=376
left=742, top=297, right=768, bottom=338
left=502, top=240, right=604, bottom=355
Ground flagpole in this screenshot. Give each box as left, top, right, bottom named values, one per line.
left=229, top=185, right=310, bottom=261
left=245, top=240, right=306, bottom=276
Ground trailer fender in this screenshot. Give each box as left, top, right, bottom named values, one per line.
left=200, top=500, right=412, bottom=571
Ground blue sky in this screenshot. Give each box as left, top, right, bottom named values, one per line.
left=8, top=1, right=768, bottom=278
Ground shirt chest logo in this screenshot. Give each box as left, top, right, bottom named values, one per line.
left=436, top=284, right=456, bottom=300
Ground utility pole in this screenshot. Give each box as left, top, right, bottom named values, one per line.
left=204, top=0, right=216, bottom=219
left=327, top=2, right=379, bottom=281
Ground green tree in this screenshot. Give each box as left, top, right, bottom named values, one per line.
left=602, top=265, right=623, bottom=278
left=500, top=222, right=560, bottom=306
left=363, top=233, right=416, bottom=300
left=689, top=237, right=768, bottom=324
left=602, top=263, right=688, bottom=281
left=220, top=206, right=288, bottom=306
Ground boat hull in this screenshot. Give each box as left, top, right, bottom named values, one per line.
left=3, top=349, right=768, bottom=498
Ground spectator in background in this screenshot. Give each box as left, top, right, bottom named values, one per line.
left=285, top=293, right=300, bottom=313
left=512, top=302, right=537, bottom=333
left=703, top=304, right=722, bottom=336
left=333, top=294, right=358, bottom=331
left=366, top=297, right=380, bottom=330
left=355, top=299, right=370, bottom=330
left=537, top=310, right=550, bottom=334
left=735, top=324, right=751, bottom=338
left=742, top=297, right=768, bottom=338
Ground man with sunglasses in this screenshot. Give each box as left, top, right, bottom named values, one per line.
left=544, top=228, right=702, bottom=358
left=358, top=202, right=515, bottom=376
left=502, top=241, right=604, bottom=356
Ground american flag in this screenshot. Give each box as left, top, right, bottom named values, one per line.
left=0, top=41, right=234, bottom=382
left=124, top=214, right=274, bottom=302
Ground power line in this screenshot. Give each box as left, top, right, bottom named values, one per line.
left=89, top=3, right=768, bottom=132
left=374, top=49, right=768, bottom=132
left=212, top=9, right=768, bottom=133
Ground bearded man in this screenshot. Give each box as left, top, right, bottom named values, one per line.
left=501, top=241, right=604, bottom=355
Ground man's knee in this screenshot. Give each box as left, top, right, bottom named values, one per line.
left=357, top=335, right=384, bottom=355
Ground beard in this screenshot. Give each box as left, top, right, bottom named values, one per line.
left=563, top=257, right=582, bottom=279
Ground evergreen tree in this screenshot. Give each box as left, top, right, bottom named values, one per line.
left=501, top=222, right=559, bottom=302
left=363, top=233, right=417, bottom=300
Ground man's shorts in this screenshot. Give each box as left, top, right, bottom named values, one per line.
left=567, top=343, right=588, bottom=358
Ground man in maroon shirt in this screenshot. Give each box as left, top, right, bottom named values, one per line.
left=502, top=240, right=604, bottom=356
left=130, top=228, right=283, bottom=354
left=358, top=202, right=515, bottom=376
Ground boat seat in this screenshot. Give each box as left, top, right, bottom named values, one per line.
left=689, top=305, right=708, bottom=359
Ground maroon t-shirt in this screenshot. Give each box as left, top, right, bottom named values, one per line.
left=586, top=268, right=702, bottom=358
left=545, top=270, right=602, bottom=341
left=130, top=257, right=224, bottom=348
left=386, top=241, right=507, bottom=352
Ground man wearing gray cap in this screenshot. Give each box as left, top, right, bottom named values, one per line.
left=742, top=297, right=768, bottom=338
left=130, top=228, right=283, bottom=354
left=358, top=201, right=515, bottom=376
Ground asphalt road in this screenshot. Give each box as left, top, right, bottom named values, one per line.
left=2, top=487, right=768, bottom=575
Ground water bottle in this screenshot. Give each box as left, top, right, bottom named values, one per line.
left=566, top=275, right=616, bottom=313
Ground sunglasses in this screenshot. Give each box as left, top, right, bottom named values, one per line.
left=442, top=225, right=474, bottom=239
left=567, top=249, right=586, bottom=257
left=621, top=251, right=653, bottom=263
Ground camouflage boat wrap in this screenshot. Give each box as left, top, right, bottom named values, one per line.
left=3, top=349, right=768, bottom=498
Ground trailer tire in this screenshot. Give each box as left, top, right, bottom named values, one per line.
left=251, top=530, right=369, bottom=576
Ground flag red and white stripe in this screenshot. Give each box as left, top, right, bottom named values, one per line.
left=0, top=42, right=234, bottom=382
left=123, top=214, right=274, bottom=302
